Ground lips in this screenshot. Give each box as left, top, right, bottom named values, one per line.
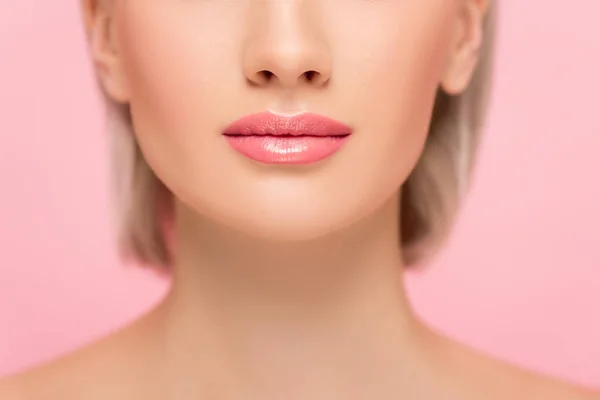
left=222, top=112, right=352, bottom=165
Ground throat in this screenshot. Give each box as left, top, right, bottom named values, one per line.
left=152, top=193, right=425, bottom=397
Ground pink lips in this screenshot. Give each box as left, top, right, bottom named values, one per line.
left=223, top=112, right=352, bottom=165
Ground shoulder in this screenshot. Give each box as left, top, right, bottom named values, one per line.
left=0, top=377, right=24, bottom=400
left=434, top=335, right=600, bottom=400
left=0, top=324, right=153, bottom=400
left=487, top=365, right=600, bottom=400
left=0, top=345, right=116, bottom=400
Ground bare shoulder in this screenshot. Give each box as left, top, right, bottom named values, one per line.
left=0, top=339, right=122, bottom=400
left=0, top=377, right=24, bottom=400
left=0, top=323, right=156, bottom=400
left=434, top=334, right=600, bottom=400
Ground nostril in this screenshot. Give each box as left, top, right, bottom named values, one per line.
left=304, top=71, right=317, bottom=81
left=247, top=69, right=327, bottom=87
left=259, top=70, right=274, bottom=81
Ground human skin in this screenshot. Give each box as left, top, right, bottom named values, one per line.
left=1, top=0, right=599, bottom=399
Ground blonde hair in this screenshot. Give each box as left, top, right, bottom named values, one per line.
left=100, top=5, right=497, bottom=268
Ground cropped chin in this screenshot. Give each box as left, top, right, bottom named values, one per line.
left=225, top=214, right=348, bottom=243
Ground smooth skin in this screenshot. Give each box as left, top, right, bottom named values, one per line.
left=2, top=0, right=599, bottom=399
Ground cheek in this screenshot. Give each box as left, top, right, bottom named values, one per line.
left=113, top=6, right=244, bottom=194
left=333, top=8, right=456, bottom=190
left=117, top=24, right=232, bottom=129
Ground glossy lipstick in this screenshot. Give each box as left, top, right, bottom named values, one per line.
left=223, top=112, right=352, bottom=165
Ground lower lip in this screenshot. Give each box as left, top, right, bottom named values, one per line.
left=224, top=135, right=350, bottom=165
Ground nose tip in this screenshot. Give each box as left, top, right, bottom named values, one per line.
left=242, top=21, right=332, bottom=89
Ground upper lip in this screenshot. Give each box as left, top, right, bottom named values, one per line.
left=223, top=112, right=352, bottom=137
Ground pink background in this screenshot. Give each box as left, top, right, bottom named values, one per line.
left=1, top=0, right=599, bottom=387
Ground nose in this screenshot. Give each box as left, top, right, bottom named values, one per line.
left=242, top=3, right=332, bottom=89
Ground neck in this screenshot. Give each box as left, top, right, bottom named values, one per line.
left=152, top=193, right=431, bottom=398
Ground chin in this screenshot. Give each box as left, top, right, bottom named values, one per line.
left=173, top=164, right=397, bottom=243
left=234, top=216, right=345, bottom=243
left=209, top=199, right=361, bottom=243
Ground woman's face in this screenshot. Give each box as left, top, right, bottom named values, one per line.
left=91, top=0, right=486, bottom=241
